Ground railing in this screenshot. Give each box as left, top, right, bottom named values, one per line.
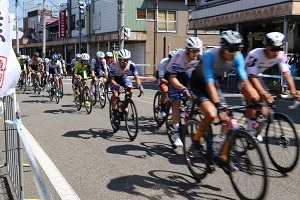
left=1, top=93, right=52, bottom=199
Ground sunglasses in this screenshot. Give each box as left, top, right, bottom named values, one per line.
left=268, top=46, right=283, bottom=52
left=225, top=49, right=241, bottom=54
left=120, top=59, right=129, bottom=63
left=189, top=49, right=200, bottom=53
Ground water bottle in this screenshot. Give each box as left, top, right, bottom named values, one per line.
left=118, top=101, right=123, bottom=112
left=253, top=115, right=264, bottom=130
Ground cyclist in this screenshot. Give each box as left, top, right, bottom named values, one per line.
left=28, top=52, right=44, bottom=88
left=71, top=54, right=82, bottom=84
left=245, top=32, right=300, bottom=141
left=157, top=50, right=177, bottom=117
left=73, top=53, right=90, bottom=98
left=58, top=53, right=67, bottom=77
left=109, top=49, right=143, bottom=124
left=105, top=51, right=114, bottom=68
left=18, top=55, right=28, bottom=77
left=166, top=37, right=202, bottom=147
left=45, top=54, right=62, bottom=92
left=90, top=51, right=109, bottom=96
left=189, top=30, right=258, bottom=165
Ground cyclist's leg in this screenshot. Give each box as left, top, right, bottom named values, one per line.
left=123, top=76, right=133, bottom=98
left=159, top=82, right=168, bottom=116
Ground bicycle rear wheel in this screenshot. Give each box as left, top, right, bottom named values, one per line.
left=165, top=102, right=176, bottom=148
left=182, top=118, right=209, bottom=180
left=229, top=129, right=268, bottom=200
left=153, top=91, right=165, bottom=126
left=54, top=84, right=59, bottom=104
left=99, top=83, right=106, bottom=108
left=84, top=86, right=93, bottom=114
left=74, top=87, right=82, bottom=111
left=125, top=98, right=138, bottom=141
left=265, top=112, right=299, bottom=173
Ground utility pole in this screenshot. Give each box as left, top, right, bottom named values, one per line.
left=78, top=1, right=85, bottom=54
left=42, top=0, right=46, bottom=58
left=15, top=0, right=19, bottom=55
left=119, top=0, right=125, bottom=50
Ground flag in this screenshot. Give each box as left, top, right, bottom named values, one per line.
left=0, top=0, right=21, bottom=97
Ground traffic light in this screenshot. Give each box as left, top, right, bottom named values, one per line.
left=124, top=27, right=131, bottom=39
left=78, top=1, right=85, bottom=15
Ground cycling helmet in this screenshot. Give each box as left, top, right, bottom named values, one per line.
left=220, top=30, right=243, bottom=48
left=168, top=50, right=177, bottom=59
left=33, top=52, right=39, bottom=57
left=263, top=32, right=285, bottom=47
left=174, top=48, right=184, bottom=52
left=44, top=58, right=50, bottom=63
left=118, top=49, right=131, bottom=59
left=50, top=54, right=59, bottom=61
left=185, top=37, right=202, bottom=49
left=105, top=52, right=113, bottom=57
left=75, top=54, right=82, bottom=60
left=57, top=53, right=62, bottom=58
left=81, top=53, right=90, bottom=62
left=96, top=51, right=105, bottom=58
left=20, top=55, right=26, bottom=60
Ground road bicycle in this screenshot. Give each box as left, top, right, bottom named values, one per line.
left=109, top=87, right=143, bottom=141
left=22, top=71, right=31, bottom=94
left=73, top=78, right=93, bottom=114
left=153, top=90, right=171, bottom=126
left=182, top=104, right=268, bottom=200
left=91, top=76, right=106, bottom=108
left=232, top=94, right=300, bottom=173
left=40, top=71, right=48, bottom=90
left=31, top=71, right=42, bottom=95
left=46, top=76, right=60, bottom=104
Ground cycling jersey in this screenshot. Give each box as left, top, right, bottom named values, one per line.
left=74, top=61, right=88, bottom=79
left=110, top=60, right=138, bottom=78
left=245, top=48, right=289, bottom=76
left=28, top=57, right=43, bottom=67
left=18, top=59, right=27, bottom=71
left=158, top=58, right=169, bottom=78
left=91, top=58, right=107, bottom=71
left=70, top=58, right=76, bottom=68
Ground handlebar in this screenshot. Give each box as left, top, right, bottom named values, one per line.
left=277, top=94, right=300, bottom=109
left=117, top=87, right=144, bottom=97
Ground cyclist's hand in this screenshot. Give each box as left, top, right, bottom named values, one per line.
left=260, top=92, right=274, bottom=104
left=181, top=88, right=191, bottom=98
left=117, top=85, right=124, bottom=92
left=291, top=90, right=300, bottom=101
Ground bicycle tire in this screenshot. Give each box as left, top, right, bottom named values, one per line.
left=265, top=112, right=299, bottom=173
left=92, top=84, right=97, bottom=106
left=228, top=129, right=268, bottom=200
left=109, top=98, right=120, bottom=133
left=54, top=84, right=59, bottom=104
left=22, top=79, right=27, bottom=94
left=153, top=91, right=165, bottom=126
left=59, top=78, right=64, bottom=98
left=165, top=102, right=176, bottom=148
left=99, top=83, right=106, bottom=108
left=106, top=82, right=112, bottom=101
left=74, top=86, right=82, bottom=111
left=84, top=86, right=93, bottom=114
left=182, top=118, right=209, bottom=180
left=49, top=88, right=54, bottom=101
left=125, top=98, right=139, bottom=141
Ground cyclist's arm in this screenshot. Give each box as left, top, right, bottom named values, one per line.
left=130, top=63, right=142, bottom=86
left=282, top=71, right=297, bottom=95
left=110, top=77, right=119, bottom=87
left=169, top=74, right=185, bottom=91
left=103, top=60, right=109, bottom=77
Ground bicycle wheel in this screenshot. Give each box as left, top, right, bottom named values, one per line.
left=106, top=82, right=112, bottom=101
left=22, top=78, right=27, bottom=94
left=84, top=86, right=93, bottom=114
left=54, top=84, right=60, bottom=104
left=228, top=129, right=268, bottom=200
left=74, top=87, right=82, bottom=111
left=92, top=84, right=97, bottom=106
left=265, top=112, right=299, bottom=173
left=182, top=118, right=209, bottom=180
left=59, top=78, right=64, bottom=98
left=165, top=103, right=176, bottom=148
left=99, top=83, right=106, bottom=108
left=124, top=98, right=138, bottom=141
left=109, top=98, right=120, bottom=133
left=49, top=87, right=54, bottom=101
left=153, top=91, right=165, bottom=126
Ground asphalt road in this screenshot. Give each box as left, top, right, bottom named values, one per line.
left=2, top=77, right=300, bottom=199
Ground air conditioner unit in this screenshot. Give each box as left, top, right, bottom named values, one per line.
left=185, top=0, right=197, bottom=6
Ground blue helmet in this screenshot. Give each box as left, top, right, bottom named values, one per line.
left=50, top=54, right=59, bottom=61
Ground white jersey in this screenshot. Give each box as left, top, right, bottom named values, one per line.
left=246, top=48, right=289, bottom=76
left=158, top=58, right=169, bottom=78
left=46, top=60, right=62, bottom=71
left=166, top=50, right=200, bottom=76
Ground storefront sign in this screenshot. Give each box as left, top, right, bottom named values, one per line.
left=59, top=10, right=67, bottom=38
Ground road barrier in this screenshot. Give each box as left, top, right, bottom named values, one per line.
left=1, top=93, right=52, bottom=199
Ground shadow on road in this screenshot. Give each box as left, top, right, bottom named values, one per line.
left=107, top=170, right=234, bottom=200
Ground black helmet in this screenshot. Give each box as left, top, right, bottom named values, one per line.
left=33, top=52, right=40, bottom=57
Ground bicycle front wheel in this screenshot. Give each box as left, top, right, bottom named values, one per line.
left=265, top=112, right=299, bottom=173
left=54, top=84, right=59, bottom=104
left=124, top=98, right=138, bottom=141
left=109, top=98, right=120, bottom=133
left=165, top=102, right=176, bottom=148
left=99, top=83, right=106, bottom=108
left=84, top=86, right=93, bottom=114
left=229, top=129, right=268, bottom=200
left=182, top=118, right=209, bottom=180
left=153, top=91, right=165, bottom=126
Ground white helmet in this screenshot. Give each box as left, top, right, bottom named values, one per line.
left=220, top=30, right=243, bottom=48
left=263, top=32, right=285, bottom=47
left=185, top=37, right=202, bottom=49
left=106, top=52, right=113, bottom=57
left=75, top=53, right=82, bottom=60
left=168, top=50, right=177, bottom=58
left=81, top=53, right=90, bottom=62
left=44, top=58, right=50, bottom=63
left=96, top=51, right=105, bottom=58
left=20, top=55, right=26, bottom=60
left=118, top=49, right=131, bottom=59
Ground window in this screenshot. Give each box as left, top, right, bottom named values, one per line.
left=158, top=10, right=177, bottom=32
left=136, top=9, right=155, bottom=21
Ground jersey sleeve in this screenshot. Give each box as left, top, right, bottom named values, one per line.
left=278, top=52, right=290, bottom=73
left=169, top=54, right=181, bottom=75
left=158, top=58, right=167, bottom=78
left=245, top=54, right=259, bottom=76
left=110, top=62, right=116, bottom=77
left=90, top=58, right=96, bottom=69
left=233, top=52, right=248, bottom=80
left=202, top=52, right=215, bottom=82
left=74, top=61, right=80, bottom=74
left=130, top=62, right=139, bottom=76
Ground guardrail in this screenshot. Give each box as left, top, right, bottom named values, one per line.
left=1, top=93, right=52, bottom=199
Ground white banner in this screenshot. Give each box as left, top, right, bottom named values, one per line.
left=0, top=0, right=21, bottom=97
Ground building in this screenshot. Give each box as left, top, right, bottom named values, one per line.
left=13, top=0, right=219, bottom=76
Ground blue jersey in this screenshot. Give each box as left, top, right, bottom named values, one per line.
left=202, top=48, right=247, bottom=82
left=91, top=58, right=107, bottom=71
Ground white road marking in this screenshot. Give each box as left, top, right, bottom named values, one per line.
left=20, top=124, right=80, bottom=200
